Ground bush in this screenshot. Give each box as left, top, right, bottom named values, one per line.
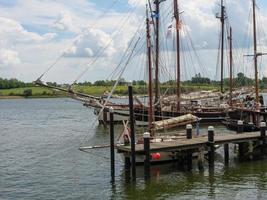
left=23, top=89, right=32, bottom=97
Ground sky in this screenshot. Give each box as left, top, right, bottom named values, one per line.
left=0, top=0, right=267, bottom=83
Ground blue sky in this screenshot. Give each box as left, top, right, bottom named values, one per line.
left=0, top=0, right=266, bottom=83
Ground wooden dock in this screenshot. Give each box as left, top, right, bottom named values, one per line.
left=117, top=132, right=264, bottom=153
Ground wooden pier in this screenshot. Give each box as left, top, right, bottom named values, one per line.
left=107, top=86, right=267, bottom=182
left=116, top=121, right=267, bottom=181
left=117, top=131, right=265, bottom=154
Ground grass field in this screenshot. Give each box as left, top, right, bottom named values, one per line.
left=0, top=84, right=221, bottom=99
left=0, top=87, right=62, bottom=97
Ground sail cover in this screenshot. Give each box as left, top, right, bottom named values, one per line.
left=153, top=114, right=199, bottom=130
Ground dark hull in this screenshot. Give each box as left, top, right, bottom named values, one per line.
left=228, top=108, right=267, bottom=128
left=222, top=118, right=259, bottom=132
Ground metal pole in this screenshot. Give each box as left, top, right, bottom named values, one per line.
left=144, top=132, right=151, bottom=180
left=128, top=85, right=136, bottom=181
left=109, top=108, right=115, bottom=183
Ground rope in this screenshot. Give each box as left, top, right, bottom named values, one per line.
left=71, top=1, right=145, bottom=85
left=80, top=36, right=141, bottom=147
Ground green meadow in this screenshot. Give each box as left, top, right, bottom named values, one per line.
left=0, top=84, right=220, bottom=99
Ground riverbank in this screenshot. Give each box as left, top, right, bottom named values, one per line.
left=4, top=84, right=265, bottom=100
left=0, top=84, right=220, bottom=99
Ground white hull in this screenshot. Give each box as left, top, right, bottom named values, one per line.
left=94, top=107, right=129, bottom=122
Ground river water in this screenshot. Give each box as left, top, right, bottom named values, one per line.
left=1, top=98, right=267, bottom=199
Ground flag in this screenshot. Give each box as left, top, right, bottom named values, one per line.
left=151, top=11, right=159, bottom=19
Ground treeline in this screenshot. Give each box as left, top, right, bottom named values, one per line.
left=0, top=78, right=34, bottom=89
left=2, top=72, right=267, bottom=90
left=76, top=79, right=146, bottom=87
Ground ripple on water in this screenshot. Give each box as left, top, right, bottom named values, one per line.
left=2, top=98, right=267, bottom=199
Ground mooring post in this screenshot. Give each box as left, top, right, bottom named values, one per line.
left=125, top=156, right=131, bottom=181
left=103, top=109, right=107, bottom=128
left=109, top=107, right=115, bottom=183
left=260, top=122, right=266, bottom=157
left=197, top=147, right=204, bottom=172
left=237, top=120, right=244, bottom=134
left=143, top=132, right=151, bottom=180
left=237, top=120, right=244, bottom=159
left=208, top=126, right=215, bottom=168
left=224, top=143, right=229, bottom=166
left=186, top=124, right=193, bottom=170
left=128, top=84, right=136, bottom=181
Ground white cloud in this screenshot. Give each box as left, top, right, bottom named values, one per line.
left=0, top=0, right=266, bottom=82
left=0, top=17, right=56, bottom=45
left=0, top=49, right=21, bottom=66
left=53, top=11, right=78, bottom=32
left=63, top=29, right=116, bottom=57
left=128, top=0, right=146, bottom=8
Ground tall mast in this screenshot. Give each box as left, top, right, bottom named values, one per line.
left=146, top=5, right=154, bottom=134
left=173, top=0, right=181, bottom=112
left=229, top=27, right=233, bottom=106
left=220, top=0, right=225, bottom=93
left=252, top=0, right=259, bottom=104
left=154, top=0, right=160, bottom=105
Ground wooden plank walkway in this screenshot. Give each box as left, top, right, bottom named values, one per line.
left=117, top=132, right=263, bottom=153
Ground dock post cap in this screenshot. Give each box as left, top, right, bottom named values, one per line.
left=208, top=126, right=214, bottom=131
left=237, top=120, right=243, bottom=125
left=260, top=122, right=266, bottom=128
left=143, top=132, right=150, bottom=138
left=128, top=81, right=133, bottom=86
left=109, top=107, right=114, bottom=113
left=186, top=124, right=192, bottom=129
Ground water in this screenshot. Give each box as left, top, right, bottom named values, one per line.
left=1, top=98, right=267, bottom=199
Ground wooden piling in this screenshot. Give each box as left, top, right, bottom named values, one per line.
left=237, top=120, right=244, bottom=159
left=208, top=126, right=215, bottom=168
left=224, top=144, right=229, bottom=165
left=128, top=85, right=136, bottom=181
left=143, top=132, right=151, bottom=180
left=260, top=122, right=266, bottom=157
left=109, top=108, right=115, bottom=183
left=197, top=147, right=204, bottom=172
left=186, top=124, right=193, bottom=170
left=125, top=156, right=131, bottom=181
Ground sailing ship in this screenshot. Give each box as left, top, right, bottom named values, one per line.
left=224, top=0, right=267, bottom=131
left=34, top=0, right=262, bottom=129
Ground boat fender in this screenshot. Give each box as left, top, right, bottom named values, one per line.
left=151, top=153, right=161, bottom=160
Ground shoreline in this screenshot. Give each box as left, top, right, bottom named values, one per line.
left=0, top=95, right=68, bottom=100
